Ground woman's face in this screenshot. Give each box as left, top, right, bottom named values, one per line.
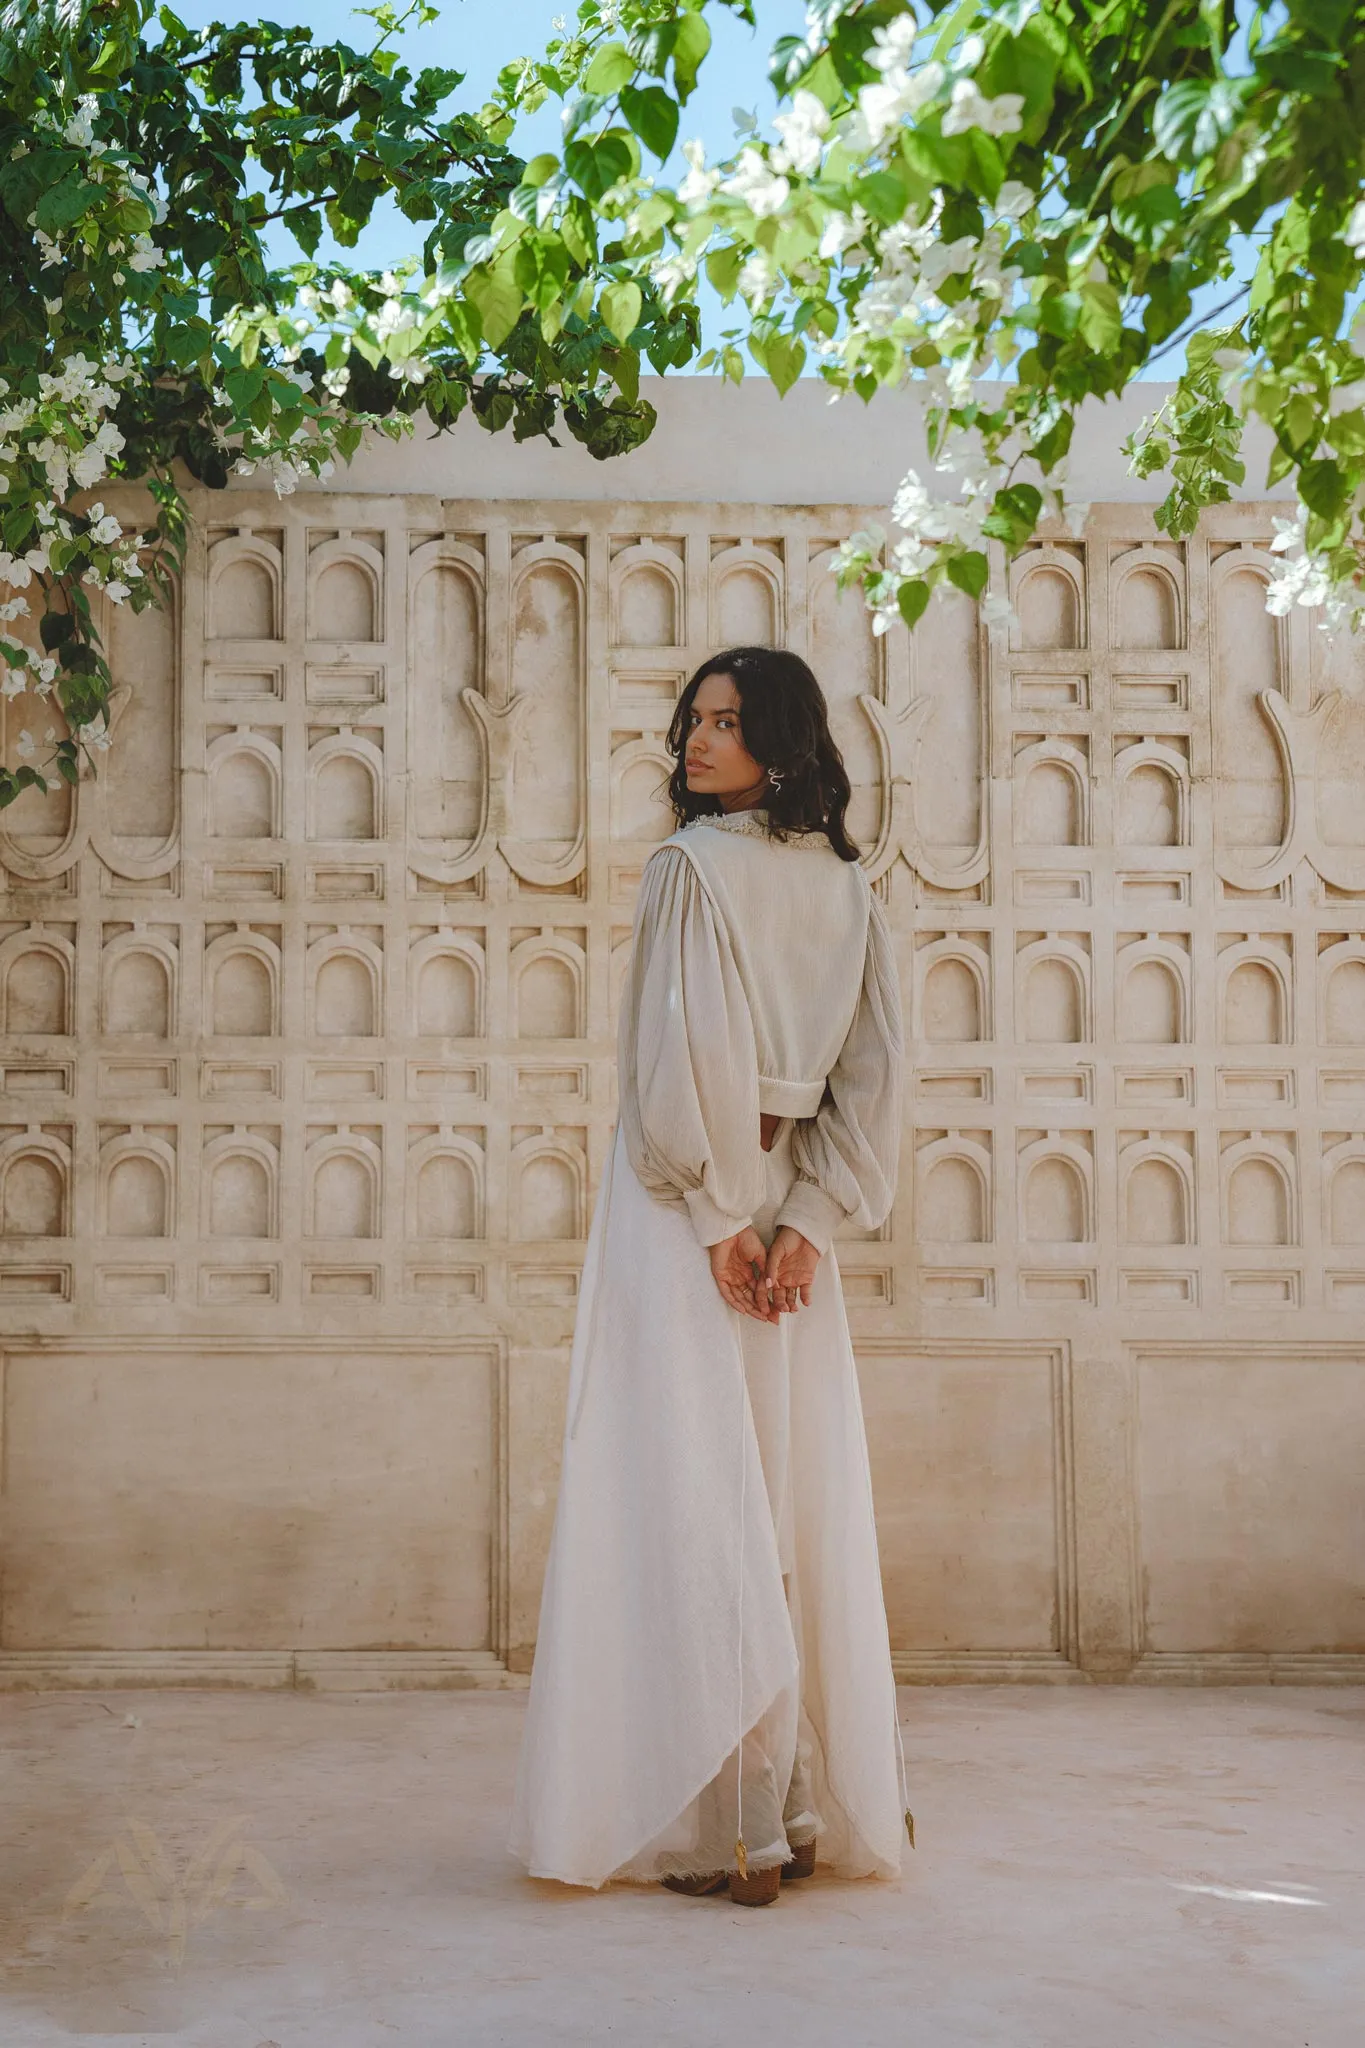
left=683, top=673, right=766, bottom=799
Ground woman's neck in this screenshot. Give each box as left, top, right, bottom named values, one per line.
left=717, top=778, right=769, bottom=814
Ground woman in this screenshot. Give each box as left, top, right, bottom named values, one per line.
left=509, top=646, right=910, bottom=1907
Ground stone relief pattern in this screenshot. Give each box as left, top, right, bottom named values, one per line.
left=4, top=494, right=1365, bottom=1681
left=4, top=498, right=1365, bottom=1324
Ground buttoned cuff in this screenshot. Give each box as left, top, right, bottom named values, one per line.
left=684, top=1185, right=753, bottom=1249
left=772, top=1178, right=845, bottom=1257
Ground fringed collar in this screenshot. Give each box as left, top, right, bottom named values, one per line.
left=684, top=808, right=832, bottom=851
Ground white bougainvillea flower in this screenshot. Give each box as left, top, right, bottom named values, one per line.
left=771, top=91, right=829, bottom=176
left=995, top=180, right=1036, bottom=219
left=941, top=79, right=1025, bottom=137
left=851, top=60, right=945, bottom=149
left=719, top=147, right=790, bottom=218
left=1345, top=199, right=1365, bottom=258
left=677, top=138, right=721, bottom=208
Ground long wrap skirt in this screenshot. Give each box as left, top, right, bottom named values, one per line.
left=508, top=1120, right=906, bottom=1887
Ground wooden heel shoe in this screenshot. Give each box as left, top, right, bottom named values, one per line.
left=781, top=1839, right=816, bottom=1881
left=662, top=1870, right=728, bottom=1897
left=728, top=1863, right=781, bottom=1907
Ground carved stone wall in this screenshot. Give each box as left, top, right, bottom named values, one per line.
left=2, top=482, right=1364, bottom=1688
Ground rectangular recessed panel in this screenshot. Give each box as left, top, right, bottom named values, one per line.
left=861, top=1346, right=1064, bottom=1652
left=1020, top=1271, right=1095, bottom=1304
left=0, top=1348, right=496, bottom=1650
left=1120, top=1270, right=1196, bottom=1305
left=919, top=1270, right=993, bottom=1304
left=1021, top=1071, right=1090, bottom=1102
left=307, top=1267, right=379, bottom=1299
left=1320, top=1071, right=1365, bottom=1105
left=613, top=670, right=685, bottom=703
left=0, top=1268, right=69, bottom=1299
left=1117, top=1069, right=1193, bottom=1103
left=201, top=1061, right=280, bottom=1098
left=206, top=668, right=282, bottom=699
left=408, top=1063, right=484, bottom=1099
left=1225, top=1271, right=1299, bottom=1306
left=509, top=1267, right=579, bottom=1304
left=306, top=665, right=383, bottom=701
left=1118, top=874, right=1189, bottom=903
left=96, top=1267, right=173, bottom=1300
left=1014, top=672, right=1088, bottom=708
left=204, top=865, right=283, bottom=898
left=1327, top=1273, right=1365, bottom=1307
left=1218, top=1069, right=1293, bottom=1106
left=98, top=1059, right=176, bottom=1096
left=840, top=1269, right=892, bottom=1305
left=1116, top=675, right=1187, bottom=708
left=1014, top=871, right=1091, bottom=905
left=513, top=1066, right=587, bottom=1100
left=200, top=1266, right=278, bottom=1303
left=309, top=866, right=384, bottom=899
left=3, top=1066, right=72, bottom=1095
left=916, top=1070, right=990, bottom=1101
left=406, top=1267, right=484, bottom=1302
left=1135, top=1351, right=1365, bottom=1652
left=307, top=1061, right=384, bottom=1099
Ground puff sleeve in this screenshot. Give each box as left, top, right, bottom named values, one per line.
left=617, top=843, right=767, bottom=1248
left=773, top=892, right=904, bottom=1256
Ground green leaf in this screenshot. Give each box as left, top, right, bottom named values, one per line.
left=583, top=42, right=634, bottom=94
left=946, top=551, right=989, bottom=600
left=981, top=482, right=1043, bottom=548
left=897, top=580, right=931, bottom=629
left=1298, top=457, right=1348, bottom=520
left=1153, top=78, right=1243, bottom=163
left=40, top=611, right=76, bottom=651
left=1078, top=280, right=1122, bottom=354
left=443, top=300, right=483, bottom=364
left=753, top=330, right=806, bottom=395
left=35, top=178, right=99, bottom=234
left=564, top=131, right=635, bottom=202
left=706, top=243, right=744, bottom=300
left=672, top=12, right=711, bottom=101
left=466, top=255, right=524, bottom=349
left=854, top=168, right=913, bottom=226
left=599, top=280, right=643, bottom=344
left=561, top=198, right=597, bottom=269
left=514, top=234, right=571, bottom=311
left=620, top=83, right=678, bottom=160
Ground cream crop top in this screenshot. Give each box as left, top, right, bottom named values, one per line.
left=616, top=809, right=903, bottom=1253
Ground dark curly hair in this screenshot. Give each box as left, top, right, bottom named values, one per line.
left=665, top=646, right=860, bottom=862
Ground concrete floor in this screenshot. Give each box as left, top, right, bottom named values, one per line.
left=1, top=1687, right=1361, bottom=2047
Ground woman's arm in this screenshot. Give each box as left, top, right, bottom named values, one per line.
left=772, top=891, right=905, bottom=1255
left=617, top=844, right=768, bottom=1252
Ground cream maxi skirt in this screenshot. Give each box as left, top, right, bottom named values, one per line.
left=508, top=1120, right=906, bottom=1888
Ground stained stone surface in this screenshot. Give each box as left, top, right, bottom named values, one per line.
left=1, top=1686, right=1362, bottom=2047
left=1, top=383, right=1363, bottom=1687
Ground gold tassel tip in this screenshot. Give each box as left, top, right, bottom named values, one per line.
left=905, top=1810, right=916, bottom=1850
left=734, top=1837, right=748, bottom=1880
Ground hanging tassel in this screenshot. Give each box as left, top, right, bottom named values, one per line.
left=905, top=1810, right=916, bottom=1850
left=734, top=1836, right=748, bottom=1881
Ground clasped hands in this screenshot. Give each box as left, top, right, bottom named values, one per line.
left=709, top=1224, right=819, bottom=1324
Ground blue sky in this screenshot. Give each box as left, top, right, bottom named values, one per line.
left=170, top=0, right=1251, bottom=378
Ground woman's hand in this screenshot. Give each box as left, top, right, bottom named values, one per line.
left=710, top=1227, right=781, bottom=1324
left=765, top=1227, right=820, bottom=1313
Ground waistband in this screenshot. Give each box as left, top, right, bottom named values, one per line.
left=757, top=1077, right=825, bottom=1118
